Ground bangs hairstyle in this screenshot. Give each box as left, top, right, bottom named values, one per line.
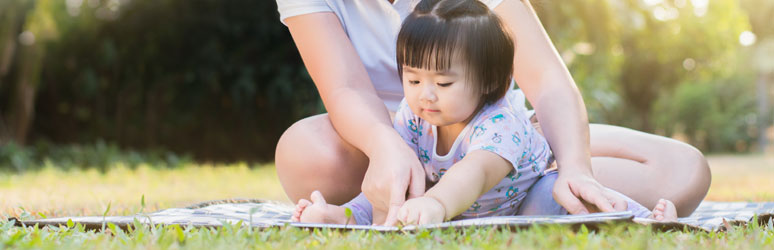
left=396, top=0, right=515, bottom=107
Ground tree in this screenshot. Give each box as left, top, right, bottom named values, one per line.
left=535, top=0, right=749, bottom=132
left=740, top=0, right=774, bottom=152
left=0, top=0, right=58, bottom=145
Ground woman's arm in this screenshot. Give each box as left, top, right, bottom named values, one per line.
left=285, top=13, right=426, bottom=225
left=398, top=151, right=512, bottom=224
left=493, top=0, right=627, bottom=214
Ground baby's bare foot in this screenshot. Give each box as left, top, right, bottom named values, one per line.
left=650, top=199, right=677, bottom=222
left=291, top=190, right=352, bottom=224
left=291, top=198, right=312, bottom=222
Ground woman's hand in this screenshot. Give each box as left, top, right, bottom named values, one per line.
left=492, top=0, right=623, bottom=215
left=361, top=131, right=426, bottom=226
left=397, top=196, right=446, bottom=225
left=552, top=170, right=628, bottom=214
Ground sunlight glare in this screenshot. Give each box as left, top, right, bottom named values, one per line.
left=18, top=31, right=35, bottom=46
left=643, top=0, right=663, bottom=6
left=682, top=58, right=696, bottom=71
left=739, top=31, right=757, bottom=47
left=691, top=0, right=708, bottom=17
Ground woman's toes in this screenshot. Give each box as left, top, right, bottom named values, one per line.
left=662, top=200, right=678, bottom=220
left=655, top=200, right=666, bottom=210
left=651, top=199, right=678, bottom=222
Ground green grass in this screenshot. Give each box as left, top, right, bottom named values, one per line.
left=0, top=220, right=772, bottom=249
left=0, top=154, right=773, bottom=249
left=0, top=163, right=286, bottom=218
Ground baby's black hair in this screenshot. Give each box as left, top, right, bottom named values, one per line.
left=396, top=0, right=515, bottom=107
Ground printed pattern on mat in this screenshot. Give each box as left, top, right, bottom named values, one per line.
left=677, top=201, right=774, bottom=231
left=19, top=201, right=774, bottom=231
left=26, top=202, right=294, bottom=227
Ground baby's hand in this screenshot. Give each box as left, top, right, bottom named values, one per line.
left=397, top=196, right=445, bottom=225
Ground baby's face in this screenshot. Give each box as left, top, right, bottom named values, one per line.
left=401, top=58, right=480, bottom=128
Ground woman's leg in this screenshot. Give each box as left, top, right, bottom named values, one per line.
left=275, top=114, right=369, bottom=205
left=588, top=124, right=711, bottom=217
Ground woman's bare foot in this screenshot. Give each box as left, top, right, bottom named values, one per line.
left=290, top=190, right=353, bottom=224
left=650, top=199, right=678, bottom=222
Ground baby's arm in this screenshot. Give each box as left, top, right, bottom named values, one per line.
left=398, top=150, right=513, bottom=224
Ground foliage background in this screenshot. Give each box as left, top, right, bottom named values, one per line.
left=0, top=0, right=772, bottom=164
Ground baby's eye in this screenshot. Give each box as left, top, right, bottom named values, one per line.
left=437, top=82, right=454, bottom=87
left=408, top=80, right=420, bottom=85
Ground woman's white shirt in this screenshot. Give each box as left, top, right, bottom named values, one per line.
left=276, top=0, right=506, bottom=112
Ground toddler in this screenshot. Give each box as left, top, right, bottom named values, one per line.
left=291, top=0, right=676, bottom=225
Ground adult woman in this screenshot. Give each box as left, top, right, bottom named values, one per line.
left=274, top=0, right=711, bottom=225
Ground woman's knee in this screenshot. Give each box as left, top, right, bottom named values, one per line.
left=589, top=124, right=711, bottom=215
left=277, top=115, right=343, bottom=168
left=671, top=142, right=711, bottom=216
left=275, top=114, right=368, bottom=203
left=631, top=132, right=711, bottom=216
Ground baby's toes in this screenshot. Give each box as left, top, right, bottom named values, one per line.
left=291, top=209, right=302, bottom=222
left=292, top=199, right=313, bottom=222
left=296, top=199, right=312, bottom=211
left=291, top=213, right=300, bottom=222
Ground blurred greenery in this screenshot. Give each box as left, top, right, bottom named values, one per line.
left=0, top=141, right=191, bottom=172
left=0, top=0, right=772, bottom=163
left=535, top=0, right=772, bottom=152
left=1, top=0, right=322, bottom=162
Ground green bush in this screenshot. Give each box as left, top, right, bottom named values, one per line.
left=1, top=0, right=764, bottom=160
left=652, top=75, right=760, bottom=152
left=0, top=140, right=192, bottom=172
left=2, top=0, right=322, bottom=162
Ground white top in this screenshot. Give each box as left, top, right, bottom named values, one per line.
left=276, top=0, right=511, bottom=112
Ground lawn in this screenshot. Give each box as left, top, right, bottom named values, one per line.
left=0, top=154, right=772, bottom=249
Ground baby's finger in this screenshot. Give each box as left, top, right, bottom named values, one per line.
left=418, top=212, right=442, bottom=225
left=397, top=205, right=409, bottom=224
left=406, top=208, right=421, bottom=225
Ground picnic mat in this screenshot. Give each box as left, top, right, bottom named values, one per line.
left=12, top=199, right=774, bottom=232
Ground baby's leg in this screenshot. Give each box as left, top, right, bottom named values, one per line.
left=291, top=190, right=374, bottom=225
left=291, top=190, right=354, bottom=224
left=603, top=188, right=677, bottom=221
left=341, top=193, right=374, bottom=225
